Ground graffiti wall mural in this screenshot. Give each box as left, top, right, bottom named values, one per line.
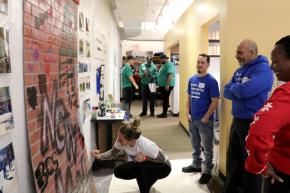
left=23, top=0, right=97, bottom=192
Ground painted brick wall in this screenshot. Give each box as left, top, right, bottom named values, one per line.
left=23, top=0, right=97, bottom=192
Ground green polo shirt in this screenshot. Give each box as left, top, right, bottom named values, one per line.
left=157, top=61, right=175, bottom=87
left=121, top=63, right=133, bottom=88
left=139, top=62, right=158, bottom=85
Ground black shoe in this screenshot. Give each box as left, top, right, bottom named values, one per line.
left=182, top=165, right=202, bottom=173
left=150, top=113, right=155, bottom=117
left=139, top=112, right=147, bottom=116
left=198, top=173, right=211, bottom=184
left=129, top=114, right=133, bottom=118
left=157, top=114, right=167, bottom=118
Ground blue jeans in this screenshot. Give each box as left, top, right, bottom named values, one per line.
left=189, top=119, right=214, bottom=174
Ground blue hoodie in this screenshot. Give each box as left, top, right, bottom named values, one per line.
left=224, top=55, right=274, bottom=119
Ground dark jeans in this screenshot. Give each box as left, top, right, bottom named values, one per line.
left=123, top=87, right=134, bottom=115
left=114, top=161, right=171, bottom=193
left=141, top=84, right=155, bottom=114
left=223, top=118, right=262, bottom=193
left=159, top=86, right=173, bottom=115
left=263, top=168, right=290, bottom=193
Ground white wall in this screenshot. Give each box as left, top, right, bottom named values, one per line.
left=122, top=40, right=164, bottom=56
left=79, top=0, right=121, bottom=161
left=0, top=0, right=35, bottom=193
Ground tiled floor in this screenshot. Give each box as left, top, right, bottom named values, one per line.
left=93, top=100, right=223, bottom=193
left=108, top=159, right=210, bottom=193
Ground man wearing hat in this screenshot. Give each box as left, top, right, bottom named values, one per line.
left=157, top=54, right=176, bottom=118
left=139, top=56, right=158, bottom=116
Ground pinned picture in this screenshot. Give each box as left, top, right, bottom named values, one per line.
left=0, top=86, right=13, bottom=135
left=0, top=26, right=11, bottom=73
left=85, top=76, right=90, bottom=90
left=0, top=0, right=8, bottom=14
left=86, top=41, right=90, bottom=57
left=85, top=17, right=90, bottom=34
left=0, top=143, right=18, bottom=193
left=79, top=39, right=84, bottom=56
left=78, top=62, right=89, bottom=73
left=79, top=12, right=84, bottom=32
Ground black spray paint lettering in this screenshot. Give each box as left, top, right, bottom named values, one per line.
left=35, top=152, right=59, bottom=192
left=27, top=87, right=37, bottom=109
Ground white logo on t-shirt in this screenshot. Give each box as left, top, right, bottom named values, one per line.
left=198, top=83, right=205, bottom=88
left=242, top=77, right=250, bottom=83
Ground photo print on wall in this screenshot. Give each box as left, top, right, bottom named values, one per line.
left=85, top=40, right=90, bottom=57
left=79, top=12, right=84, bottom=32
left=0, top=0, right=8, bottom=14
left=0, top=86, right=13, bottom=136
left=85, top=17, right=90, bottom=34
left=78, top=62, right=89, bottom=73
left=0, top=26, right=11, bottom=73
left=79, top=39, right=84, bottom=56
left=0, top=142, right=18, bottom=193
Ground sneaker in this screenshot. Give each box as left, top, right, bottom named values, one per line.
left=139, top=112, right=147, bottom=116
left=198, top=173, right=211, bottom=184
left=182, top=165, right=202, bottom=173
left=157, top=113, right=167, bottom=118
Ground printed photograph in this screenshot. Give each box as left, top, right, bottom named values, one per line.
left=85, top=17, right=90, bottom=34
left=0, top=0, right=8, bottom=14
left=0, top=86, right=13, bottom=136
left=78, top=62, right=89, bottom=73
left=86, top=41, right=90, bottom=58
left=0, top=143, right=17, bottom=193
left=79, top=39, right=84, bottom=56
left=79, top=12, right=84, bottom=32
left=0, top=26, right=11, bottom=73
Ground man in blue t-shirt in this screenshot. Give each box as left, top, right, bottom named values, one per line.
left=182, top=54, right=220, bottom=184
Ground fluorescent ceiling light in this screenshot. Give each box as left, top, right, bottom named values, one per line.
left=195, top=3, right=209, bottom=14
left=154, top=0, right=194, bottom=33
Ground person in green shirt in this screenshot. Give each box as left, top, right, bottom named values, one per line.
left=122, top=55, right=139, bottom=117
left=157, top=54, right=176, bottom=118
left=139, top=56, right=158, bottom=116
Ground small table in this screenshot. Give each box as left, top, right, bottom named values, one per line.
left=91, top=111, right=125, bottom=150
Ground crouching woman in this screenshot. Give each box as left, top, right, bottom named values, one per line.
left=91, top=118, right=171, bottom=193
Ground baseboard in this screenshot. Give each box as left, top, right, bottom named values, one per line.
left=179, top=121, right=189, bottom=136
left=218, top=170, right=226, bottom=182
left=171, top=112, right=179, bottom=117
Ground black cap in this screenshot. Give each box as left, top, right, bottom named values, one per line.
left=160, top=54, right=169, bottom=59
left=127, top=55, right=134, bottom=60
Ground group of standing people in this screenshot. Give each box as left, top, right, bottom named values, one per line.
left=121, top=54, right=176, bottom=119
left=92, top=35, right=290, bottom=193
left=183, top=36, right=290, bottom=193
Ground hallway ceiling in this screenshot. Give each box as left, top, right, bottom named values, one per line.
left=110, top=0, right=194, bottom=40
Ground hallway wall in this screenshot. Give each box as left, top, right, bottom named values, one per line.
left=219, top=0, right=290, bottom=176
left=78, top=0, right=121, bottom=162
left=0, top=0, right=33, bottom=192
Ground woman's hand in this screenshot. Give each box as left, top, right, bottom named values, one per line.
left=91, top=149, right=102, bottom=160
left=263, top=163, right=284, bottom=184
left=134, top=153, right=146, bottom=162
